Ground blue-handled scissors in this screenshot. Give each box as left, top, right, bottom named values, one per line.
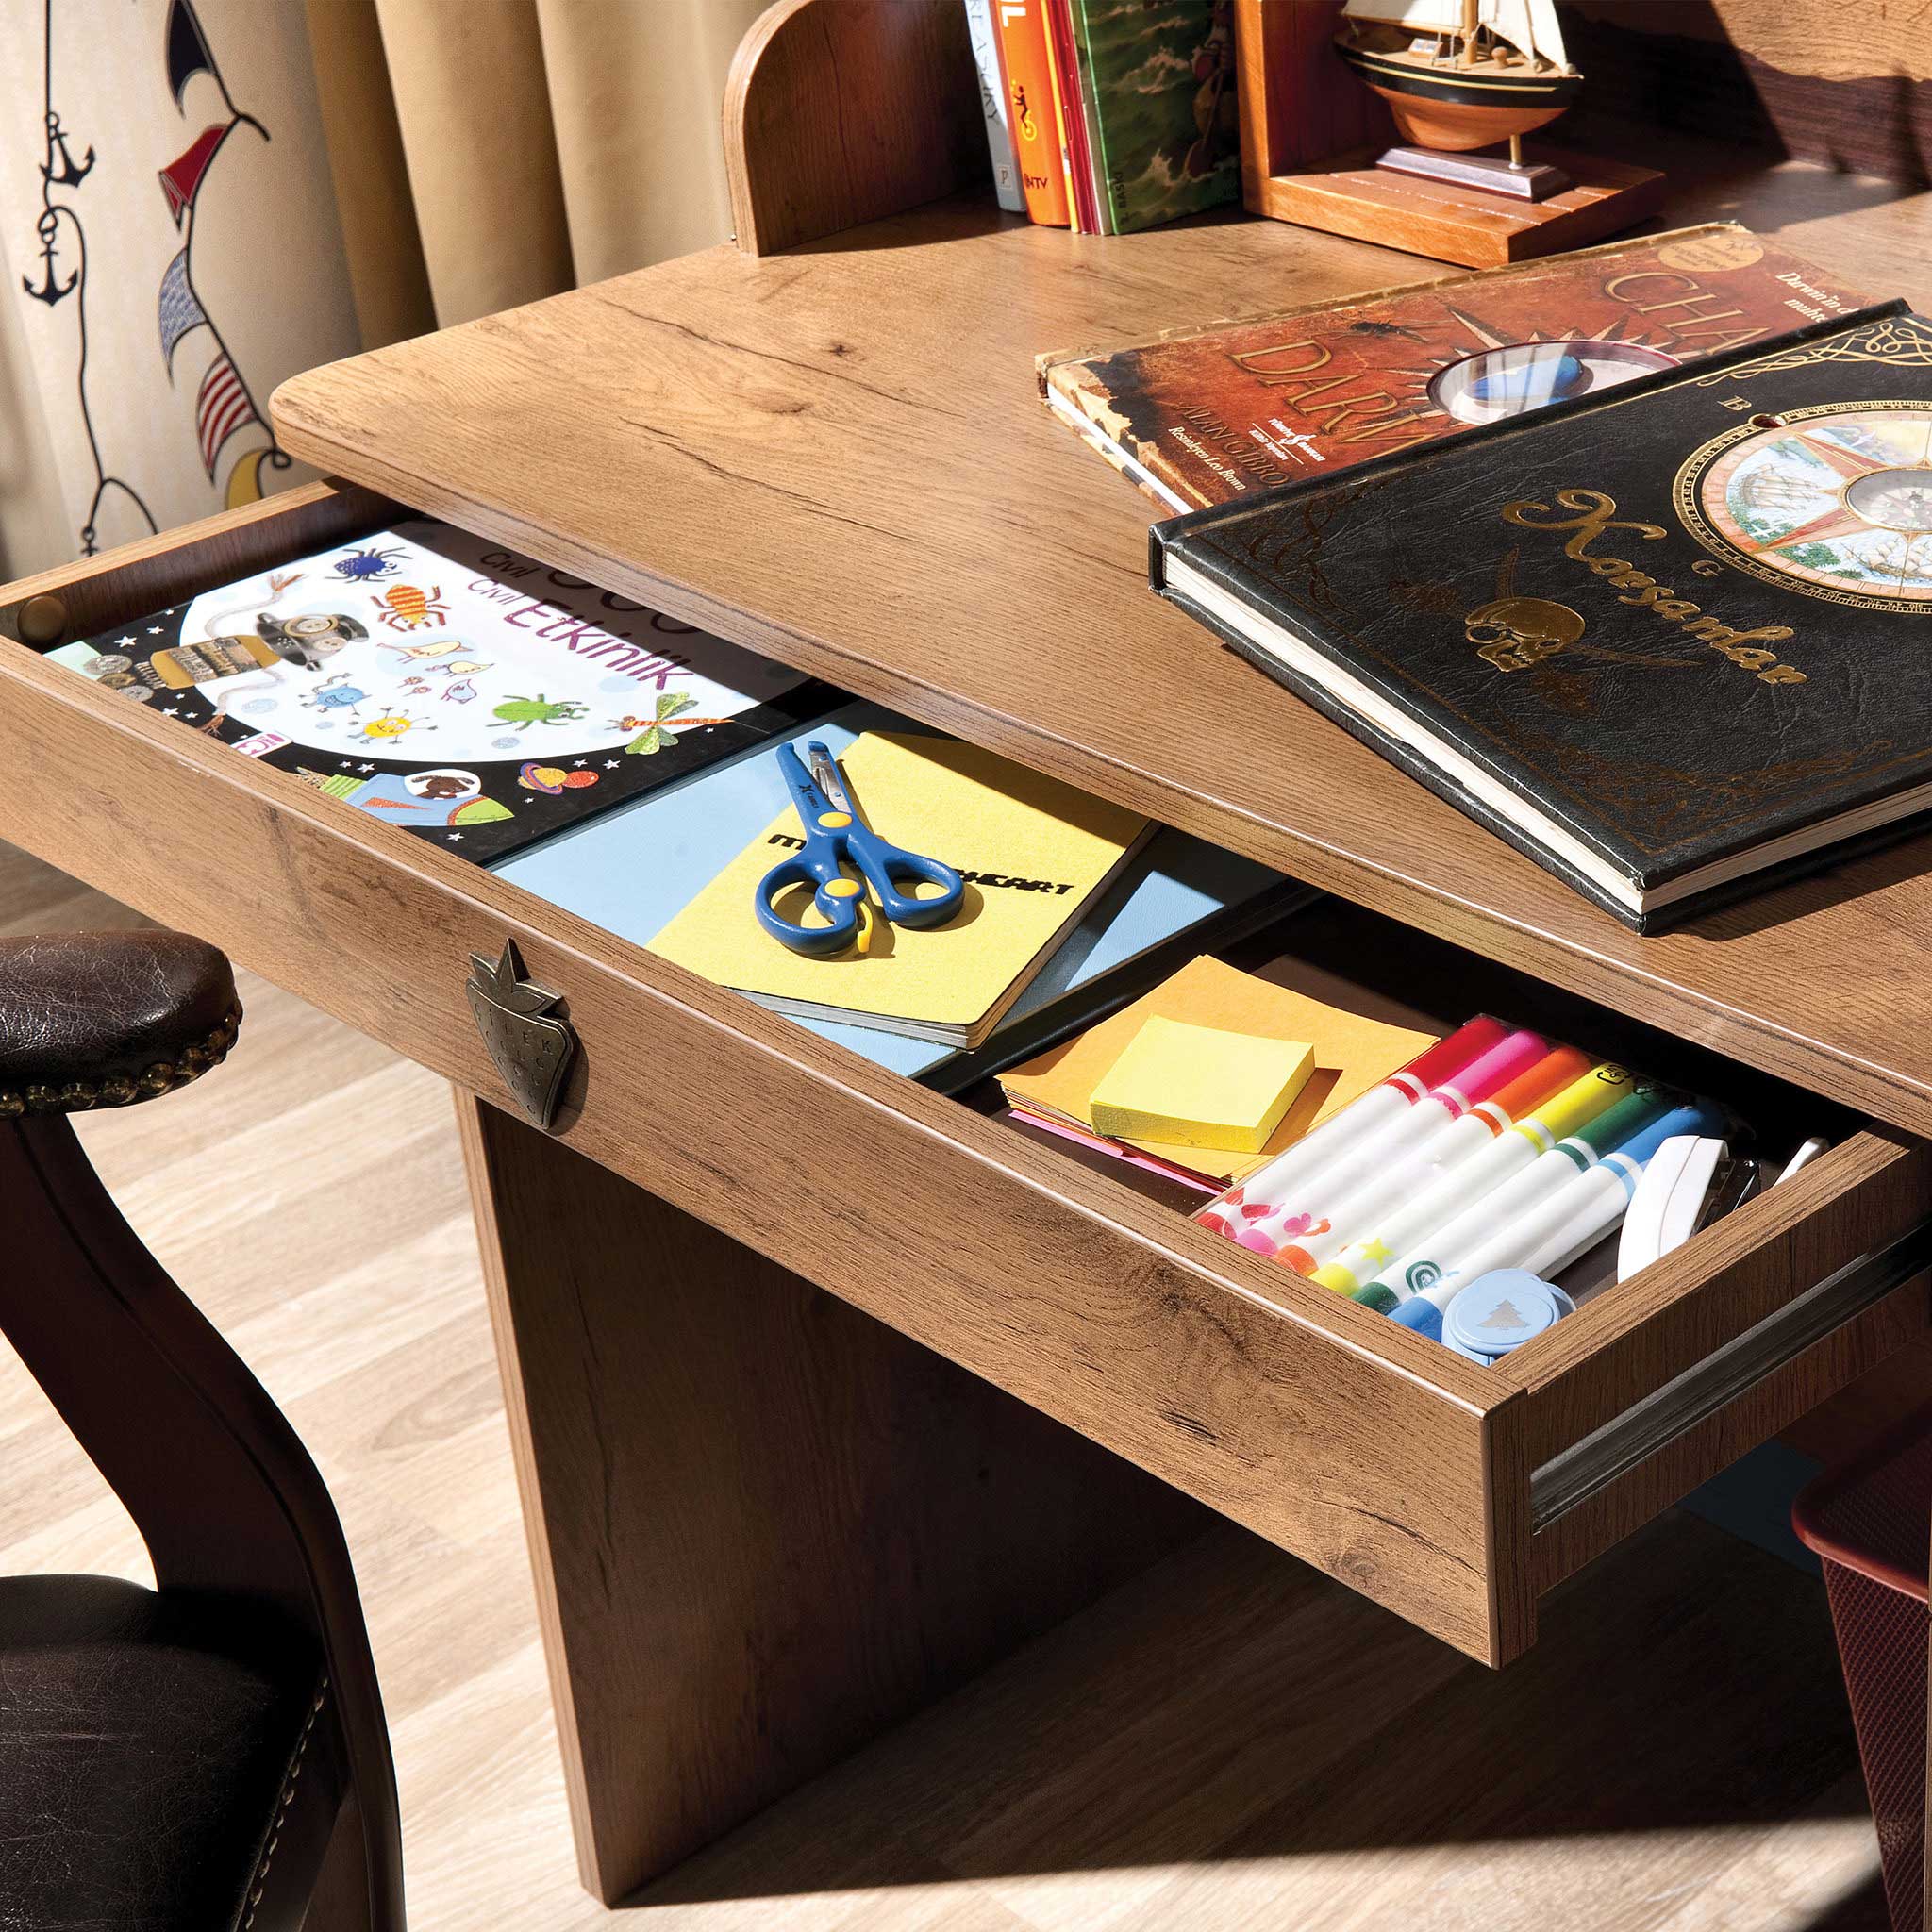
left=754, top=741, right=966, bottom=957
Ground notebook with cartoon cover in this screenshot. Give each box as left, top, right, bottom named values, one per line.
left=49, top=517, right=832, bottom=863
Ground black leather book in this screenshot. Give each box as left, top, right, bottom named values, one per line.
left=1150, top=303, right=1932, bottom=931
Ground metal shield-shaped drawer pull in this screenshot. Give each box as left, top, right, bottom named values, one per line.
left=466, top=940, right=576, bottom=1129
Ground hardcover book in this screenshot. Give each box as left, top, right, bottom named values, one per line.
left=1149, top=304, right=1932, bottom=930
left=1068, top=0, right=1241, bottom=236
left=995, top=0, right=1072, bottom=227
left=50, top=518, right=829, bottom=864
left=1041, top=224, right=1873, bottom=513
left=962, top=0, right=1026, bottom=214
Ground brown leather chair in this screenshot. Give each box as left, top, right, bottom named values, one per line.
left=0, top=930, right=404, bottom=1931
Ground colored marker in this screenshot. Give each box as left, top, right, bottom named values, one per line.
left=1291, top=1043, right=1591, bottom=1279
left=1357, top=1084, right=1673, bottom=1312
left=1195, top=1016, right=1509, bottom=1248
left=1309, top=1058, right=1631, bottom=1292
left=1383, top=1099, right=1723, bottom=1328
left=1257, top=1028, right=1550, bottom=1272
left=1520, top=1104, right=1730, bottom=1281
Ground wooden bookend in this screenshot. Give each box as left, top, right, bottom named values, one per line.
left=724, top=0, right=984, bottom=257
left=1231, top=0, right=1664, bottom=269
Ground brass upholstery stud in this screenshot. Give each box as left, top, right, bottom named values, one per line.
left=3, top=1005, right=244, bottom=1119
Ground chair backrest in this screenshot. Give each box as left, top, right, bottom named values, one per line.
left=724, top=0, right=984, bottom=254
left=0, top=1111, right=404, bottom=1931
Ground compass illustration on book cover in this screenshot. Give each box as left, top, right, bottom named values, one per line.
left=1675, top=402, right=1932, bottom=613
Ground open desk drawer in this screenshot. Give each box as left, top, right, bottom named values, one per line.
left=3, top=483, right=1927, bottom=1667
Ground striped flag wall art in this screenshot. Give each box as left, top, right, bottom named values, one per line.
left=195, top=349, right=257, bottom=477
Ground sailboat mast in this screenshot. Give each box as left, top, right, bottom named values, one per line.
left=1458, top=0, right=1478, bottom=65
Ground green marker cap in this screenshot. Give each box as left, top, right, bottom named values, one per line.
left=1565, top=1087, right=1673, bottom=1161
left=1351, top=1280, right=1401, bottom=1314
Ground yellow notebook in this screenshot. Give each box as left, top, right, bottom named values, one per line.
left=650, top=732, right=1149, bottom=1046
left=999, top=955, right=1437, bottom=1184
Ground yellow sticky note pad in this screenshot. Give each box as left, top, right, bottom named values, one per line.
left=1089, top=1017, right=1314, bottom=1154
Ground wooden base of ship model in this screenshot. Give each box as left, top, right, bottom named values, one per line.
left=1257, top=140, right=1666, bottom=268
left=1375, top=141, right=1569, bottom=201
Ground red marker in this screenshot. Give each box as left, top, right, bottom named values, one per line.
left=1198, top=1016, right=1508, bottom=1252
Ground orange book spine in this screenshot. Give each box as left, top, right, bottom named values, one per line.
left=994, top=0, right=1071, bottom=227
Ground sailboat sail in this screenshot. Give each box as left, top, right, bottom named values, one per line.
left=1340, top=0, right=1464, bottom=29
left=1525, top=0, right=1567, bottom=65
left=1478, top=0, right=1570, bottom=67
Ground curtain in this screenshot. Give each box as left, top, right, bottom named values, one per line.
left=0, top=0, right=773, bottom=578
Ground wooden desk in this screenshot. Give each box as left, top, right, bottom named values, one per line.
left=1, top=29, right=1929, bottom=1913
left=275, top=153, right=1932, bottom=1132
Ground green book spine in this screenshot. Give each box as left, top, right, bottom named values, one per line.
left=1072, top=0, right=1241, bottom=236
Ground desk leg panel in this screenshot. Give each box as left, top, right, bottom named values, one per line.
left=456, top=1091, right=1207, bottom=1902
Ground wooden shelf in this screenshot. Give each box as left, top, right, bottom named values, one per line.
left=274, top=142, right=1932, bottom=1133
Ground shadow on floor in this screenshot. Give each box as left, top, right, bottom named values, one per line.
left=628, top=1508, right=1880, bottom=1924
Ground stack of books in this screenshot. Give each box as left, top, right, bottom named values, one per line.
left=497, top=701, right=1305, bottom=1091
left=963, top=0, right=1241, bottom=235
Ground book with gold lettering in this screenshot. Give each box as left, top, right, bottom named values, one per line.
left=1150, top=304, right=1932, bottom=930
left=1041, top=224, right=1873, bottom=516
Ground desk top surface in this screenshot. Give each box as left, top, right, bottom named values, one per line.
left=272, top=143, right=1932, bottom=1133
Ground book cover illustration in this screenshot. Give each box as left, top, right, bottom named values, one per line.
left=1041, top=225, right=1872, bottom=513
left=1074, top=0, right=1239, bottom=234
left=54, top=519, right=827, bottom=864
left=1152, top=308, right=1932, bottom=921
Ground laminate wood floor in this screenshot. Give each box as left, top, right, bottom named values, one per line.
left=0, top=843, right=1895, bottom=1931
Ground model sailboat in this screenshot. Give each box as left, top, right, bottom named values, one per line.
left=1335, top=0, right=1581, bottom=167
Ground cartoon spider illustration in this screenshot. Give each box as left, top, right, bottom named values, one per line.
left=327, top=546, right=408, bottom=583
left=372, top=583, right=452, bottom=631
left=492, top=692, right=589, bottom=730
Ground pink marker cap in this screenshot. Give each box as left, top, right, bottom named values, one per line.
left=1432, top=1028, right=1548, bottom=1109
left=1382, top=1015, right=1509, bottom=1099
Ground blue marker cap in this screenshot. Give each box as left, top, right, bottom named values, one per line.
left=1443, top=1271, right=1574, bottom=1363
left=1610, top=1100, right=1727, bottom=1171
left=1390, top=1296, right=1444, bottom=1341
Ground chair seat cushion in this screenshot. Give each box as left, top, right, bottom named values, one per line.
left=0, top=1574, right=328, bottom=1931
left=0, top=931, right=240, bottom=1114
